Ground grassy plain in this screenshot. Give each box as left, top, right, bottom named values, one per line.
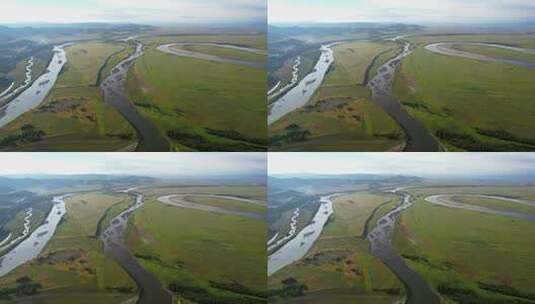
left=127, top=34, right=266, bottom=151
left=0, top=192, right=137, bottom=304
left=58, top=43, right=123, bottom=87
left=181, top=45, right=265, bottom=63
left=326, top=42, right=391, bottom=85
left=451, top=44, right=535, bottom=64
left=269, top=41, right=405, bottom=151
left=269, top=191, right=403, bottom=304
left=0, top=41, right=136, bottom=151
left=454, top=195, right=535, bottom=215
left=393, top=186, right=535, bottom=303
left=183, top=196, right=266, bottom=214
left=393, top=39, right=535, bottom=151
left=126, top=188, right=267, bottom=303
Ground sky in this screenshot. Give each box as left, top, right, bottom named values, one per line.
left=0, top=0, right=266, bottom=24
left=269, top=153, right=535, bottom=178
left=269, top=0, right=535, bottom=24
left=0, top=153, right=266, bottom=177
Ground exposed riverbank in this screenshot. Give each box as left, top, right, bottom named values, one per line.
left=368, top=40, right=441, bottom=152
left=100, top=40, right=170, bottom=152
left=100, top=188, right=173, bottom=304
left=366, top=188, right=441, bottom=304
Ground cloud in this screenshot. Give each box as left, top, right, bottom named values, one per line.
left=269, top=0, right=535, bottom=23
left=0, top=153, right=266, bottom=177
left=268, top=153, right=535, bottom=177
left=0, top=0, right=266, bottom=23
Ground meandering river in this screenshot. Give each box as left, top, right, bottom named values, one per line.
left=101, top=41, right=170, bottom=151
left=268, top=44, right=336, bottom=125
left=425, top=194, right=535, bottom=221
left=267, top=195, right=335, bottom=276
left=157, top=43, right=265, bottom=68
left=425, top=42, right=535, bottom=69
left=267, top=207, right=300, bottom=252
left=0, top=195, right=69, bottom=277
left=100, top=188, right=173, bottom=304
left=157, top=193, right=265, bottom=220
left=367, top=188, right=441, bottom=304
left=0, top=46, right=69, bottom=129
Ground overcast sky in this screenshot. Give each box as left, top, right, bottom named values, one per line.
left=0, top=0, right=266, bottom=24
left=269, top=153, right=535, bottom=178
left=269, top=0, right=535, bottom=24
left=0, top=153, right=266, bottom=177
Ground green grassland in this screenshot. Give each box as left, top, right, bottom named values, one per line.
left=181, top=45, right=266, bottom=63
left=269, top=41, right=405, bottom=151
left=451, top=44, right=535, bottom=64
left=326, top=42, right=391, bottom=85
left=126, top=190, right=267, bottom=303
left=0, top=41, right=137, bottom=151
left=138, top=185, right=266, bottom=201
left=140, top=34, right=267, bottom=50
left=406, top=34, right=535, bottom=48
left=393, top=39, right=535, bottom=151
left=454, top=195, right=535, bottom=215
left=269, top=191, right=403, bottom=304
left=393, top=187, right=535, bottom=303
left=58, top=43, right=123, bottom=87
left=127, top=34, right=266, bottom=151
left=407, top=185, right=535, bottom=201
left=0, top=192, right=137, bottom=304
left=184, top=196, right=266, bottom=214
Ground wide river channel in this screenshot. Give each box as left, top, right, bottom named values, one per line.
left=0, top=195, right=69, bottom=277
left=0, top=45, right=70, bottom=129
left=100, top=188, right=173, bottom=304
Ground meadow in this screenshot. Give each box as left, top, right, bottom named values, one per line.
left=269, top=41, right=405, bottom=151
left=0, top=192, right=137, bottom=304
left=393, top=186, right=535, bottom=303
left=269, top=191, right=404, bottom=304
left=127, top=34, right=267, bottom=151
left=393, top=34, right=535, bottom=151
left=126, top=186, right=267, bottom=303
left=0, top=41, right=136, bottom=151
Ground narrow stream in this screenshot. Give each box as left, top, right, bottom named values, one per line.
left=267, top=207, right=300, bottom=251
left=268, top=56, right=301, bottom=99
left=0, top=208, right=33, bottom=253
left=0, top=46, right=69, bottom=129
left=100, top=188, right=173, bottom=304
left=0, top=195, right=69, bottom=277
left=366, top=189, right=440, bottom=304
left=267, top=195, right=335, bottom=276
